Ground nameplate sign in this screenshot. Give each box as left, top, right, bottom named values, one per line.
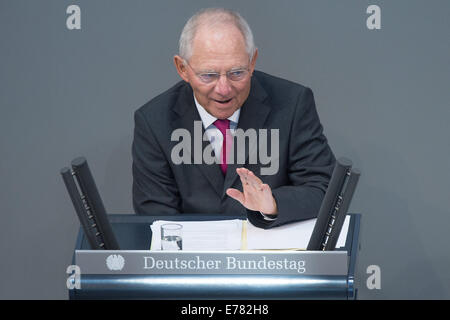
left=75, top=250, right=348, bottom=276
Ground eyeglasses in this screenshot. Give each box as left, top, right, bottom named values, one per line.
left=184, top=60, right=250, bottom=84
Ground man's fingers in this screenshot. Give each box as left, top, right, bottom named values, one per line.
left=261, top=183, right=272, bottom=194
left=247, top=170, right=263, bottom=187
left=236, top=170, right=249, bottom=190
left=236, top=168, right=254, bottom=191
left=236, top=168, right=261, bottom=189
left=226, top=188, right=245, bottom=205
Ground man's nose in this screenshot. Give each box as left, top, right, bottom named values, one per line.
left=214, top=75, right=232, bottom=96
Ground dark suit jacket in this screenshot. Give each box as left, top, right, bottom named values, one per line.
left=132, top=70, right=335, bottom=228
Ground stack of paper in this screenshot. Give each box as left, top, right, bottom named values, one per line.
left=246, top=216, right=350, bottom=250
left=150, top=219, right=243, bottom=251
left=150, top=216, right=350, bottom=251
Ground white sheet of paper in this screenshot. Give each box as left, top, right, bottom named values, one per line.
left=149, top=216, right=350, bottom=251
left=246, top=215, right=350, bottom=250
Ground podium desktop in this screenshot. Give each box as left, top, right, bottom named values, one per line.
left=69, top=213, right=361, bottom=300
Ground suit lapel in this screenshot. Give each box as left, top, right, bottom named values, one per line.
left=171, top=83, right=224, bottom=197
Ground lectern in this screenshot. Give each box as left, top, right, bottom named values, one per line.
left=69, top=213, right=360, bottom=300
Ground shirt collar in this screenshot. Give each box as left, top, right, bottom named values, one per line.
left=194, top=94, right=240, bottom=128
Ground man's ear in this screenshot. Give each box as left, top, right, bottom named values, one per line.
left=174, top=55, right=190, bottom=83
left=249, top=48, right=258, bottom=75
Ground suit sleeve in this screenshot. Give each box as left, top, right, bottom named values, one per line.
left=132, top=109, right=181, bottom=215
left=247, top=87, right=335, bottom=229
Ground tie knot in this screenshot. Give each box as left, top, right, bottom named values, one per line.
left=214, top=119, right=230, bottom=135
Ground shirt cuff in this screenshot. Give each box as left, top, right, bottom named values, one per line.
left=260, top=212, right=278, bottom=221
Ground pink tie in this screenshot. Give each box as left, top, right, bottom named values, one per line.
left=214, top=119, right=231, bottom=175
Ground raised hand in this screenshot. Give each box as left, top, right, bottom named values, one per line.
left=226, top=168, right=278, bottom=216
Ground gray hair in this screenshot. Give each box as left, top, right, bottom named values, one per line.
left=178, top=8, right=256, bottom=61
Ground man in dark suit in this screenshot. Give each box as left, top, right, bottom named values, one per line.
left=132, top=8, right=335, bottom=229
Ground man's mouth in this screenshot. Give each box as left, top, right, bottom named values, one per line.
left=214, top=98, right=232, bottom=104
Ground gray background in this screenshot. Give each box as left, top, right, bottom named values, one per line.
left=0, top=0, right=449, bottom=299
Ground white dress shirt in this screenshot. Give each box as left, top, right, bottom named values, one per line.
left=193, top=95, right=276, bottom=221
left=194, top=95, right=240, bottom=163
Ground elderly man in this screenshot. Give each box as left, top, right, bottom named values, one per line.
left=132, top=8, right=335, bottom=228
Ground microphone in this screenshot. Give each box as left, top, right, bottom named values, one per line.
left=61, top=157, right=119, bottom=250
left=307, top=157, right=360, bottom=251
